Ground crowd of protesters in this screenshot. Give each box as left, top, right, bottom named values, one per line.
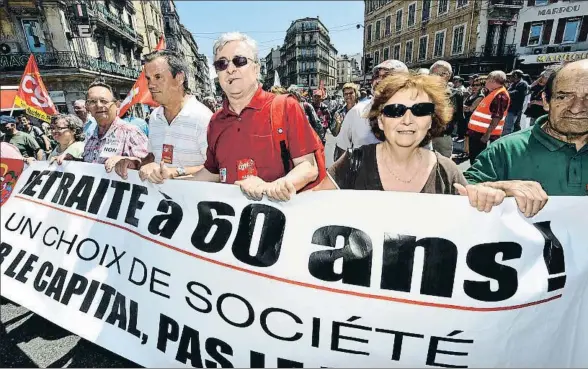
left=1, top=32, right=586, bottom=218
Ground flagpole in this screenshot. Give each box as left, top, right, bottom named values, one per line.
left=8, top=101, right=17, bottom=117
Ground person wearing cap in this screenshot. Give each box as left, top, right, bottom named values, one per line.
left=453, top=76, right=467, bottom=95
left=0, top=115, right=43, bottom=163
left=503, top=69, right=529, bottom=136
left=334, top=59, right=409, bottom=161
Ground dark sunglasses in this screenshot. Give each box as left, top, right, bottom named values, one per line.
left=381, top=103, right=435, bottom=118
left=213, top=56, right=255, bottom=72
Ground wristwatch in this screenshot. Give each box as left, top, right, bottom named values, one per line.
left=176, top=166, right=186, bottom=177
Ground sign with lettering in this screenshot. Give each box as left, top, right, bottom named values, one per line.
left=537, top=4, right=582, bottom=16
left=1, top=162, right=588, bottom=367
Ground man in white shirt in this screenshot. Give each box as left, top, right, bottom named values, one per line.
left=334, top=59, right=408, bottom=160
left=114, top=50, right=212, bottom=183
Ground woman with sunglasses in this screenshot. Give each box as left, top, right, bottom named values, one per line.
left=314, top=73, right=506, bottom=211
left=47, top=114, right=85, bottom=164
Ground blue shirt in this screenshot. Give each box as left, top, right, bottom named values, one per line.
left=83, top=116, right=97, bottom=139
left=123, top=116, right=149, bottom=137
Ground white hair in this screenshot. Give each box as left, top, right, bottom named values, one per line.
left=429, top=60, right=453, bottom=74
left=213, top=32, right=259, bottom=61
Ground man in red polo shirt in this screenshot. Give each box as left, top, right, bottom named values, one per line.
left=185, top=32, right=323, bottom=201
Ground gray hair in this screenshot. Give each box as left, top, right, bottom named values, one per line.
left=487, top=70, right=507, bottom=85
left=416, top=68, right=430, bottom=75
left=144, top=50, right=189, bottom=93
left=51, top=113, right=85, bottom=142
left=213, top=32, right=259, bottom=61
left=73, top=99, right=85, bottom=106
left=430, top=60, right=453, bottom=74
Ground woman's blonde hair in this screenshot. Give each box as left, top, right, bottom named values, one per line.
left=367, top=73, right=453, bottom=147
left=270, top=86, right=287, bottom=95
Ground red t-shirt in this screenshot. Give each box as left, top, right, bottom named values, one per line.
left=204, top=87, right=323, bottom=184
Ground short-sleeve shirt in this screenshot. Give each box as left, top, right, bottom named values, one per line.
left=48, top=141, right=84, bottom=161
left=489, top=90, right=510, bottom=119
left=335, top=99, right=381, bottom=150
left=464, top=115, right=588, bottom=196
left=148, top=95, right=212, bottom=167
left=204, top=87, right=322, bottom=184
left=3, top=131, right=40, bottom=158
left=327, top=144, right=467, bottom=194
left=83, top=118, right=148, bottom=164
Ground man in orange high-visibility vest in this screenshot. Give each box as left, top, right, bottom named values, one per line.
left=467, top=70, right=511, bottom=164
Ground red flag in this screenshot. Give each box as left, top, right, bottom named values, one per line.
left=319, top=79, right=326, bottom=97
left=14, top=55, right=58, bottom=123
left=118, top=36, right=166, bottom=117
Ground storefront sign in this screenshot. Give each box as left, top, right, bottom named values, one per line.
left=48, top=90, right=65, bottom=103
left=537, top=4, right=581, bottom=17
left=520, top=51, right=588, bottom=64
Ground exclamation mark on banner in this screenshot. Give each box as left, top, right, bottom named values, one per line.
left=533, top=221, right=566, bottom=292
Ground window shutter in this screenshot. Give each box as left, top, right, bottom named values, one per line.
left=527, top=0, right=535, bottom=6
left=520, top=22, right=531, bottom=46
left=542, top=20, right=554, bottom=45
left=554, top=19, right=566, bottom=44
left=578, top=15, right=588, bottom=42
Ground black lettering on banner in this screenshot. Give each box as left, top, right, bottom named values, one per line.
left=5, top=212, right=23, bottom=232
left=51, top=172, right=76, bottom=205
left=18, top=170, right=41, bottom=194
left=42, top=226, right=59, bottom=246
left=19, top=217, right=42, bottom=239
left=103, top=245, right=126, bottom=274
left=94, top=284, right=117, bottom=319
left=150, top=267, right=171, bottom=299
left=148, top=192, right=183, bottom=239
left=14, top=253, right=39, bottom=284
left=105, top=292, right=128, bottom=330
left=37, top=171, right=63, bottom=200
left=128, top=299, right=142, bottom=339
left=375, top=328, right=424, bottom=361
left=4, top=249, right=26, bottom=278
left=128, top=257, right=148, bottom=286
left=34, top=261, right=53, bottom=292
left=44, top=267, right=68, bottom=301
left=260, top=307, right=303, bottom=342
left=309, top=226, right=373, bottom=287
left=63, top=175, right=94, bottom=211
left=60, top=272, right=89, bottom=305
left=55, top=230, right=78, bottom=253
left=249, top=352, right=303, bottom=368
left=107, top=181, right=131, bottom=220
left=216, top=293, right=254, bottom=328
left=76, top=238, right=100, bottom=261
left=534, top=221, right=566, bottom=292
left=381, top=235, right=458, bottom=298
left=311, top=317, right=321, bottom=348
left=185, top=281, right=213, bottom=313
left=191, top=201, right=235, bottom=253
left=331, top=316, right=371, bottom=356
left=205, top=337, right=234, bottom=368
left=88, top=178, right=110, bottom=214
left=0, top=242, right=13, bottom=264
left=125, top=185, right=148, bottom=227
left=426, top=330, right=473, bottom=368
left=21, top=170, right=49, bottom=197
left=176, top=325, right=204, bottom=367
left=463, top=242, right=521, bottom=302
left=232, top=204, right=286, bottom=267
left=156, top=313, right=179, bottom=353
left=80, top=280, right=101, bottom=313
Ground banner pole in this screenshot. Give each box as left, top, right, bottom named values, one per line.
left=8, top=101, right=17, bottom=117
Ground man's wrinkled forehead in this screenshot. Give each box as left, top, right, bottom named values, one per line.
left=217, top=41, right=255, bottom=60
left=554, top=65, right=588, bottom=93
left=88, top=86, right=114, bottom=100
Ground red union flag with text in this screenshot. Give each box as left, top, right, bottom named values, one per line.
left=14, top=55, right=58, bottom=123
left=118, top=36, right=166, bottom=117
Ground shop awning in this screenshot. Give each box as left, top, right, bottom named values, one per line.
left=519, top=51, right=588, bottom=65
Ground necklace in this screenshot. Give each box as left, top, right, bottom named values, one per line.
left=382, top=145, right=423, bottom=184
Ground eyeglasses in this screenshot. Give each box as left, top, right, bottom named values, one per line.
left=381, top=103, right=435, bottom=118
left=343, top=92, right=355, bottom=96
left=213, top=56, right=256, bottom=72
left=50, top=126, right=69, bottom=132
left=86, top=99, right=115, bottom=107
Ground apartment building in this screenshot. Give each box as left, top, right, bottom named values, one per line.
left=337, top=55, right=353, bottom=87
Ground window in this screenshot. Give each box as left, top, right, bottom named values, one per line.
left=563, top=18, right=581, bottom=43
left=451, top=24, right=466, bottom=55
left=408, top=3, right=416, bottom=27
left=396, top=9, right=402, bottom=32
left=21, top=19, right=46, bottom=53
left=528, top=23, right=543, bottom=46
left=405, top=40, right=414, bottom=63
left=376, top=20, right=381, bottom=40
left=393, top=43, right=401, bottom=60
left=438, top=0, right=449, bottom=15
left=385, top=15, right=391, bottom=35
left=367, top=24, right=372, bottom=42
left=374, top=50, right=380, bottom=65
left=535, top=0, right=548, bottom=5
left=418, top=35, right=428, bottom=60
left=434, top=30, right=446, bottom=57
left=457, top=0, right=468, bottom=8
left=383, top=47, right=390, bottom=60
left=422, top=0, right=431, bottom=21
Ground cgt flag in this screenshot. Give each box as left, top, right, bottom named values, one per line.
left=118, top=36, right=166, bottom=117
left=14, top=55, right=58, bottom=123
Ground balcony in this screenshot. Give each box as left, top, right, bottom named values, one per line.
left=490, top=0, right=524, bottom=8
left=482, top=43, right=517, bottom=57
left=0, top=52, right=141, bottom=79
left=91, top=3, right=143, bottom=45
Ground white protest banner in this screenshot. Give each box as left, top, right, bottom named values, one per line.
left=1, top=162, right=587, bottom=368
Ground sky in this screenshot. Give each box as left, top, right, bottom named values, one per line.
left=174, top=1, right=365, bottom=79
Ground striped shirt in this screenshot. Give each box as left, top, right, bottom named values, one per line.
left=83, top=118, right=149, bottom=164
left=148, top=95, right=212, bottom=167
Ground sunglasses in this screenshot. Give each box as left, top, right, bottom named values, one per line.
left=381, top=103, right=435, bottom=118
left=213, top=56, right=256, bottom=72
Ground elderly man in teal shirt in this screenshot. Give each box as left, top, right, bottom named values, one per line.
left=464, top=59, right=588, bottom=217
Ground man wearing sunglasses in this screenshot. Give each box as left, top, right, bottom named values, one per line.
left=334, top=59, right=409, bottom=161
left=185, top=32, right=324, bottom=201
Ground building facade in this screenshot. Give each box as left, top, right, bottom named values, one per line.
left=337, top=54, right=353, bottom=87
left=0, top=0, right=145, bottom=113
left=263, top=47, right=282, bottom=89
left=279, top=17, right=338, bottom=93
left=363, top=0, right=523, bottom=78
left=515, top=0, right=588, bottom=75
